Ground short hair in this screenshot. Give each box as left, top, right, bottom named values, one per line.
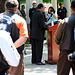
left=59, top=3, right=63, bottom=6
left=21, top=5, right=25, bottom=8
left=71, top=0, right=75, bottom=9
left=5, top=0, right=18, bottom=10
left=37, top=3, right=44, bottom=9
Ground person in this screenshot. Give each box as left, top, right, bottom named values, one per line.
left=57, top=3, right=67, bottom=20
left=16, top=9, right=22, bottom=16
left=20, top=5, right=26, bottom=20
left=0, top=30, right=20, bottom=75
left=29, top=1, right=37, bottom=20
left=3, top=0, right=28, bottom=75
left=54, top=0, right=75, bottom=75
left=31, top=3, right=49, bottom=65
left=46, top=6, right=57, bottom=25
left=29, top=1, right=37, bottom=43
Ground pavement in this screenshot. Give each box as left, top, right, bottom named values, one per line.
left=24, top=43, right=73, bottom=75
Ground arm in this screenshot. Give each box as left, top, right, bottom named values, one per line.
left=53, top=13, right=57, bottom=19
left=54, top=19, right=65, bottom=45
left=57, top=9, right=60, bottom=19
left=14, top=16, right=28, bottom=48
left=29, top=8, right=32, bottom=20
left=51, top=12, right=57, bottom=19
left=38, top=14, right=49, bottom=30
left=14, top=37, right=27, bottom=48
left=64, top=7, right=67, bottom=17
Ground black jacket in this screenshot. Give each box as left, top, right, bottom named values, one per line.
left=29, top=8, right=37, bottom=20
left=31, top=10, right=49, bottom=40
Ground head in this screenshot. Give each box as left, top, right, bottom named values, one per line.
left=59, top=3, right=63, bottom=8
left=37, top=3, right=45, bottom=13
left=48, top=6, right=55, bottom=14
left=21, top=5, right=25, bottom=9
left=32, top=1, right=37, bottom=8
left=71, top=0, right=75, bottom=14
left=5, top=0, right=19, bottom=13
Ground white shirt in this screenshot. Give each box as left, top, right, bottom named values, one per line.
left=0, top=30, right=20, bottom=67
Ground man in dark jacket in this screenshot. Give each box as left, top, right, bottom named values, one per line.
left=29, top=1, right=37, bottom=43
left=57, top=3, right=67, bottom=20
left=20, top=5, right=26, bottom=19
left=31, top=3, right=49, bottom=65
left=29, top=1, right=37, bottom=20
left=54, top=0, right=75, bottom=75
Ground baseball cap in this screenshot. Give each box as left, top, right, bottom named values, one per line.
left=5, top=0, right=18, bottom=10
left=32, top=1, right=37, bottom=4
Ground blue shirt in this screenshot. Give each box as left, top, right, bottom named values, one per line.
left=47, top=12, right=57, bottom=24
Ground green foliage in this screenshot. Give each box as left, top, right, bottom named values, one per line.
left=57, top=0, right=63, bottom=3
left=43, top=0, right=51, bottom=3
left=20, top=0, right=26, bottom=4
left=43, top=0, right=64, bottom=3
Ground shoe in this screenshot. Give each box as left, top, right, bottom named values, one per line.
left=36, top=62, right=46, bottom=65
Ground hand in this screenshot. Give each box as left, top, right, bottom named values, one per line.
left=50, top=12, right=54, bottom=15
left=46, top=15, right=48, bottom=18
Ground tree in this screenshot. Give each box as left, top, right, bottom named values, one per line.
left=43, top=0, right=63, bottom=3
left=57, top=0, right=63, bottom=3
left=43, top=0, right=51, bottom=3
left=43, top=0, right=71, bottom=3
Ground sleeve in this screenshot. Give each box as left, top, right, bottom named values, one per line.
left=57, top=8, right=59, bottom=15
left=55, top=12, right=57, bottom=17
left=29, top=8, right=32, bottom=19
left=65, top=8, right=67, bottom=13
left=54, top=19, right=65, bottom=45
left=14, top=15, right=29, bottom=38
left=0, top=31, right=20, bottom=67
left=38, top=14, right=49, bottom=30
left=19, top=19, right=29, bottom=38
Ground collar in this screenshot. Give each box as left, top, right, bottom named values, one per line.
left=38, top=10, right=42, bottom=13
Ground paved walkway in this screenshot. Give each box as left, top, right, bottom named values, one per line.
left=24, top=44, right=73, bottom=75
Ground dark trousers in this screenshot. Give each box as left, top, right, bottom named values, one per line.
left=31, top=39, right=43, bottom=63
left=57, top=50, right=75, bottom=75
left=0, top=69, right=8, bottom=75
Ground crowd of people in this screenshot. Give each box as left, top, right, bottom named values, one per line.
left=29, top=0, right=67, bottom=66
left=0, top=0, right=75, bottom=75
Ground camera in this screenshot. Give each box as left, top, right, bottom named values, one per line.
left=50, top=10, right=53, bottom=12
left=68, top=52, right=75, bottom=61
left=48, top=9, right=53, bottom=14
